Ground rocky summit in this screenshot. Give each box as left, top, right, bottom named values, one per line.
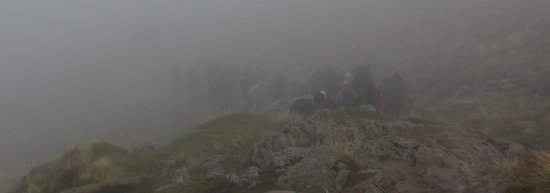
left=9, top=111, right=527, bottom=193
left=252, top=112, right=526, bottom=193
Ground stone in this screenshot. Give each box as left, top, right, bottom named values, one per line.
left=252, top=115, right=519, bottom=193
left=155, top=183, right=178, bottom=192
left=264, top=191, right=296, bottom=193
left=229, top=167, right=260, bottom=189
left=60, top=184, right=101, bottom=193
left=172, top=166, right=191, bottom=184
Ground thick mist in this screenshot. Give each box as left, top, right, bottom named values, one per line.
left=2, top=0, right=547, bottom=191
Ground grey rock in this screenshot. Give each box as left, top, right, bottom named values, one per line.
left=264, top=191, right=296, bottom=193
left=185, top=156, right=201, bottom=170
left=160, top=159, right=176, bottom=166
left=203, top=155, right=225, bottom=167
left=275, top=149, right=345, bottom=193
left=348, top=182, right=387, bottom=193
left=203, top=163, right=226, bottom=177
left=335, top=169, right=351, bottom=191
left=229, top=167, right=260, bottom=189
left=116, top=177, right=141, bottom=185
left=252, top=116, right=520, bottom=193
left=172, top=166, right=191, bottom=184
left=155, top=183, right=178, bottom=192
left=60, top=184, right=101, bottom=193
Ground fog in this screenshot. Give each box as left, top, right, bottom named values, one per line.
left=1, top=0, right=541, bottom=191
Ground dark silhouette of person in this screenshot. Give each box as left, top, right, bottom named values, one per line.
left=378, top=72, right=407, bottom=117
left=270, top=71, right=289, bottom=101
left=336, top=73, right=359, bottom=108
left=352, top=64, right=377, bottom=106
left=323, top=65, right=341, bottom=98
left=184, top=64, right=203, bottom=106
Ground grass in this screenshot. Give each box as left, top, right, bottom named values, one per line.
left=328, top=107, right=394, bottom=125
left=407, top=96, right=550, bottom=148
left=156, top=165, right=280, bottom=193
left=10, top=112, right=287, bottom=193
left=10, top=143, right=128, bottom=193
left=124, top=113, right=285, bottom=174
left=497, top=151, right=550, bottom=193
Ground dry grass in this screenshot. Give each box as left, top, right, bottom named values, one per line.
left=317, top=141, right=357, bottom=160
left=273, top=111, right=303, bottom=124
left=11, top=143, right=126, bottom=193
left=407, top=96, right=550, bottom=148
left=497, top=151, right=550, bottom=193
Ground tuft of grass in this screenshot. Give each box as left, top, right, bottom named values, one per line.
left=12, top=112, right=288, bottom=193
left=496, top=151, right=550, bottom=193
left=408, top=96, right=550, bottom=148
left=156, top=177, right=235, bottom=193
left=329, top=108, right=393, bottom=124
left=406, top=116, right=440, bottom=125
left=11, top=142, right=127, bottom=193
left=123, top=112, right=286, bottom=176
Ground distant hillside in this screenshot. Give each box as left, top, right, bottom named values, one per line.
left=367, top=0, right=550, bottom=98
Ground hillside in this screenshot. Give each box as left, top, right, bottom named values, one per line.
left=9, top=109, right=539, bottom=193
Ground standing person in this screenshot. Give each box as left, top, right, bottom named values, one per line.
left=205, top=61, right=223, bottom=112
left=169, top=64, right=184, bottom=98
left=378, top=73, right=406, bottom=117
left=240, top=67, right=255, bottom=110
left=352, top=64, right=377, bottom=106
left=323, top=65, right=341, bottom=98
left=290, top=78, right=309, bottom=98
left=218, top=64, right=237, bottom=112
left=270, top=71, right=289, bottom=101
left=392, top=72, right=407, bottom=116
left=184, top=64, right=203, bottom=107
left=248, top=81, right=271, bottom=112
left=335, top=73, right=359, bottom=108
left=309, top=69, right=325, bottom=94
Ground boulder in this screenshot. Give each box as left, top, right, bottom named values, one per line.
left=60, top=184, right=101, bottom=193
left=228, top=167, right=260, bottom=189
left=264, top=191, right=296, bottom=193
left=252, top=116, right=518, bottom=193
left=172, top=166, right=191, bottom=184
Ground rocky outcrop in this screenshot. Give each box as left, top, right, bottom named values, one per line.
left=252, top=114, right=522, bottom=193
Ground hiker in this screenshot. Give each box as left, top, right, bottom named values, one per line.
left=290, top=78, right=309, bottom=98
left=313, top=90, right=337, bottom=109
left=270, top=71, right=289, bottom=101
left=378, top=73, right=407, bottom=117
left=248, top=80, right=271, bottom=112
left=218, top=64, right=237, bottom=111
left=169, top=64, right=184, bottom=98
left=352, top=64, right=377, bottom=106
left=335, top=73, right=359, bottom=108
left=290, top=97, right=316, bottom=116
left=184, top=64, right=204, bottom=106
left=205, top=61, right=224, bottom=112
left=392, top=72, right=407, bottom=116
left=240, top=67, right=256, bottom=110
left=322, top=65, right=341, bottom=98
left=309, top=69, right=325, bottom=94
left=289, top=90, right=336, bottom=116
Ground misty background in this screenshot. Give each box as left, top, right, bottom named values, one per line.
left=2, top=0, right=549, bottom=191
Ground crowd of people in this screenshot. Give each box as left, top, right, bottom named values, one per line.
left=290, top=65, right=407, bottom=117
left=169, top=62, right=407, bottom=117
